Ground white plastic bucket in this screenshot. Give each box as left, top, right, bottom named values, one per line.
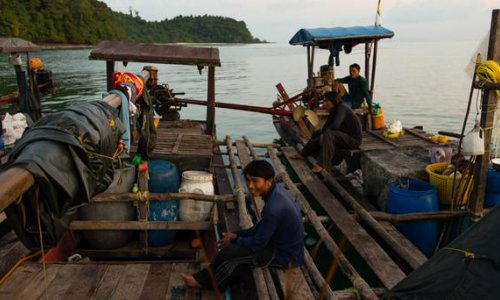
left=179, top=171, right=214, bottom=222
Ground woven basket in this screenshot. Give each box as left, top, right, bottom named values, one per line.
left=425, top=162, right=471, bottom=205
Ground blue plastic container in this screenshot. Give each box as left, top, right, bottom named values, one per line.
left=486, top=165, right=500, bottom=194
left=387, top=178, right=440, bottom=257
left=147, top=160, right=180, bottom=246
left=485, top=192, right=500, bottom=208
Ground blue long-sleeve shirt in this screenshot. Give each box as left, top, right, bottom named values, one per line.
left=232, top=183, right=304, bottom=268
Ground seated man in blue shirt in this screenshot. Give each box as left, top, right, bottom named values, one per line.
left=181, top=160, right=304, bottom=292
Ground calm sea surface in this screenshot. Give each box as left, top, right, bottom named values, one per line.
left=0, top=41, right=479, bottom=143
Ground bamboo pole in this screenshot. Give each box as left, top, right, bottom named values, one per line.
left=470, top=9, right=500, bottom=220
left=91, top=192, right=236, bottom=203
left=303, top=154, right=424, bottom=270
left=240, top=138, right=327, bottom=298
left=268, top=147, right=377, bottom=300
left=225, top=136, right=253, bottom=229
left=0, top=167, right=34, bottom=212
left=368, top=210, right=467, bottom=223
left=234, top=138, right=279, bottom=299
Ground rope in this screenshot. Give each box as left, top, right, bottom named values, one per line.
left=35, top=186, right=49, bottom=300
left=442, top=247, right=475, bottom=259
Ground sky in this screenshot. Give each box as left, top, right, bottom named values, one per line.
left=101, top=0, right=500, bottom=43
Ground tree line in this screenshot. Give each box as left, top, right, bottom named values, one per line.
left=0, top=0, right=263, bottom=44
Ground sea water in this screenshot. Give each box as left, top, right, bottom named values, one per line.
left=0, top=41, right=478, bottom=143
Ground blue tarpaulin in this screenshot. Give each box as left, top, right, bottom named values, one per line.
left=289, top=25, right=394, bottom=46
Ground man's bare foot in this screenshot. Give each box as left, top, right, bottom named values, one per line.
left=181, top=273, right=201, bottom=288
left=311, top=165, right=323, bottom=174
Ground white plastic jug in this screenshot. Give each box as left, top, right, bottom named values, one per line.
left=462, top=123, right=485, bottom=156
left=178, top=171, right=214, bottom=222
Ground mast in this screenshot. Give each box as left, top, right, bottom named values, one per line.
left=469, top=9, right=500, bottom=220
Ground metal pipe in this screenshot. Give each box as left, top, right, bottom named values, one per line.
left=176, top=98, right=293, bottom=116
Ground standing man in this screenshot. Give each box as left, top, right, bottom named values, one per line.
left=181, top=160, right=304, bottom=292
left=299, top=91, right=362, bottom=173
left=337, top=63, right=372, bottom=110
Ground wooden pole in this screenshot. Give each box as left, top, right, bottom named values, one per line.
left=470, top=9, right=500, bottom=220
left=268, top=147, right=377, bottom=300
left=206, top=66, right=216, bottom=136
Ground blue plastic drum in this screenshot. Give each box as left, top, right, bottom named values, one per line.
left=147, top=160, right=180, bottom=246
left=387, top=178, right=440, bottom=257
left=486, top=165, right=500, bottom=194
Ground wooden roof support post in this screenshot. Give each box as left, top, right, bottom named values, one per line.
left=206, top=66, right=215, bottom=136
left=106, top=61, right=115, bottom=91
left=470, top=9, right=500, bottom=220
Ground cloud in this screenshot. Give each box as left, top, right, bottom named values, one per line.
left=101, top=0, right=497, bottom=43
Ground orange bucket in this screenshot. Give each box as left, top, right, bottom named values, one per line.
left=371, top=107, right=385, bottom=130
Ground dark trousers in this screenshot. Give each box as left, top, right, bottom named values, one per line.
left=193, top=244, right=274, bottom=291
left=301, top=129, right=360, bottom=172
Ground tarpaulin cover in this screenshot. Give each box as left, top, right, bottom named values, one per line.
left=289, top=25, right=394, bottom=46
left=4, top=101, right=124, bottom=249
left=385, top=204, right=500, bottom=300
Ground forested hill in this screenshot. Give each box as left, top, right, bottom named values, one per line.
left=0, top=0, right=263, bottom=44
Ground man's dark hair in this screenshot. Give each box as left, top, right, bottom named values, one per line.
left=349, top=63, right=361, bottom=71
left=243, top=160, right=275, bottom=180
left=324, top=91, right=343, bottom=105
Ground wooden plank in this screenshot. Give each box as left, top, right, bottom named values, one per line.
left=0, top=232, right=29, bottom=278
left=0, top=263, right=41, bottom=299
left=274, top=268, right=315, bottom=300
left=70, top=220, right=210, bottom=230
left=61, top=264, right=107, bottom=300
left=172, top=133, right=184, bottom=154
left=138, top=263, right=173, bottom=300
left=111, top=264, right=151, bottom=300
left=282, top=147, right=405, bottom=289
left=166, top=262, right=202, bottom=299
left=15, top=263, right=60, bottom=299
left=43, top=264, right=84, bottom=299
left=92, top=264, right=126, bottom=300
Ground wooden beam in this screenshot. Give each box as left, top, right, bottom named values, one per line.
left=268, top=147, right=377, bottom=299
left=206, top=66, right=215, bottom=136
left=0, top=167, right=34, bottom=212
left=70, top=220, right=210, bottom=230
left=281, top=147, right=406, bottom=288
left=91, top=192, right=235, bottom=203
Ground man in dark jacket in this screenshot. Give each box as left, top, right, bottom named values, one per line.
left=337, top=63, right=372, bottom=110
left=300, top=91, right=362, bottom=173
left=181, top=160, right=304, bottom=292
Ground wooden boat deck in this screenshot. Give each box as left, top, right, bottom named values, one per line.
left=0, top=261, right=217, bottom=300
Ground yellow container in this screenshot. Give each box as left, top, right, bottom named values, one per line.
left=426, top=162, right=471, bottom=205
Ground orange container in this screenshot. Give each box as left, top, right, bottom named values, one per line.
left=371, top=107, right=385, bottom=130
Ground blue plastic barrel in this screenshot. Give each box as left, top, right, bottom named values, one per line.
left=387, top=178, right=440, bottom=257
left=486, top=165, right=500, bottom=194
left=148, top=160, right=180, bottom=246
left=485, top=192, right=500, bottom=208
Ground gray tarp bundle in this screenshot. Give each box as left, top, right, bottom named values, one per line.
left=4, top=101, right=125, bottom=249
left=385, top=204, right=500, bottom=300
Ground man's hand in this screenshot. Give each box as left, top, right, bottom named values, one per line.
left=218, top=231, right=236, bottom=249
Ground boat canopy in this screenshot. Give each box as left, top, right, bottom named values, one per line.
left=0, top=37, right=40, bottom=53
left=289, top=25, right=394, bottom=48
left=89, top=41, right=221, bottom=67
